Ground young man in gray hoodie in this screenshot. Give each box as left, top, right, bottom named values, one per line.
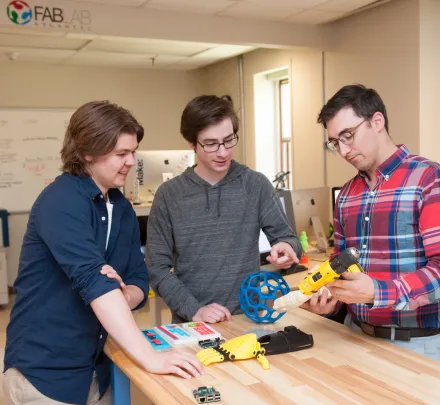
left=146, top=95, right=302, bottom=323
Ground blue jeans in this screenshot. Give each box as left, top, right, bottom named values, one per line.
left=345, top=315, right=440, bottom=362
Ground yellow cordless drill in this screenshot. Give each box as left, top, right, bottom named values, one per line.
left=273, top=247, right=364, bottom=311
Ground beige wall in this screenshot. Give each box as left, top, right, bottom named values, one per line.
left=0, top=62, right=202, bottom=285
left=242, top=48, right=290, bottom=171
left=324, top=0, right=420, bottom=189
left=0, top=62, right=202, bottom=150
left=420, top=0, right=440, bottom=161
left=290, top=50, right=325, bottom=190
left=196, top=57, right=243, bottom=162
left=242, top=48, right=324, bottom=190
left=3, top=0, right=437, bottom=285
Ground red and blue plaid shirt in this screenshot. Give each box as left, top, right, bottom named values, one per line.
left=334, top=145, right=440, bottom=328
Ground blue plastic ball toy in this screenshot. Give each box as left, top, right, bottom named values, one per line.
left=239, top=270, right=290, bottom=324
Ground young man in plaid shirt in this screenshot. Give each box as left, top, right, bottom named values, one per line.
left=303, top=84, right=440, bottom=360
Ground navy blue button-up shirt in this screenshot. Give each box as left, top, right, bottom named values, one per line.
left=4, top=173, right=148, bottom=405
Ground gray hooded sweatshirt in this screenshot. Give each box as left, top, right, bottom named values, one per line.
left=146, top=160, right=302, bottom=322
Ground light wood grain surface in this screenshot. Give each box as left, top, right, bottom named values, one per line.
left=105, top=260, right=440, bottom=405
left=106, top=310, right=440, bottom=404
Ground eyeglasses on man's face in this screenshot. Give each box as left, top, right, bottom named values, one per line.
left=325, top=119, right=367, bottom=152
left=197, top=134, right=239, bottom=153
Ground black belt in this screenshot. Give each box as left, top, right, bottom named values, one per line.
left=352, top=317, right=440, bottom=342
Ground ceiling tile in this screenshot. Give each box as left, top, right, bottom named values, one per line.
left=73, top=0, right=149, bottom=6
left=65, top=33, right=98, bottom=40
left=170, top=57, right=217, bottom=69
left=169, top=43, right=253, bottom=69
left=0, top=27, right=65, bottom=36
left=164, top=64, right=200, bottom=70
left=286, top=9, right=346, bottom=24
left=145, top=0, right=236, bottom=15
left=0, top=46, right=75, bottom=63
left=317, top=0, right=377, bottom=12
left=245, top=0, right=327, bottom=9
left=145, top=54, right=188, bottom=66
left=65, top=50, right=186, bottom=68
left=87, top=36, right=215, bottom=56
left=218, top=1, right=302, bottom=21
left=191, top=45, right=253, bottom=60
left=0, top=34, right=88, bottom=50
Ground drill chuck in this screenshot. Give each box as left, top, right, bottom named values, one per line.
left=329, top=247, right=361, bottom=275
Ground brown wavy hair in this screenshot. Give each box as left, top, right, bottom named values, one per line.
left=61, top=101, right=144, bottom=177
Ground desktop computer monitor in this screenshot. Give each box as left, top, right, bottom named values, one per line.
left=332, top=187, right=342, bottom=213
left=258, top=189, right=297, bottom=265
left=126, top=149, right=195, bottom=202
left=258, top=187, right=330, bottom=262
left=291, top=187, right=329, bottom=252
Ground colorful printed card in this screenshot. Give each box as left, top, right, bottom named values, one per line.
left=182, top=322, right=222, bottom=341
left=155, top=324, right=198, bottom=346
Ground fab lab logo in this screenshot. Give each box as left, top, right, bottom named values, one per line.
left=7, top=0, right=32, bottom=25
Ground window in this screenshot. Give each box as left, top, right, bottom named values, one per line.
left=279, top=79, right=292, bottom=189
left=254, top=67, right=291, bottom=189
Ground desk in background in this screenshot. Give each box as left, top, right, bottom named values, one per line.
left=132, top=202, right=152, bottom=217
left=131, top=202, right=152, bottom=248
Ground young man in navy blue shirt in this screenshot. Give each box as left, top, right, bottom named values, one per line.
left=3, top=101, right=203, bottom=405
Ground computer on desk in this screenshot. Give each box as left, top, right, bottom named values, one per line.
left=291, top=187, right=330, bottom=252
left=129, top=150, right=195, bottom=249
left=258, top=189, right=307, bottom=274
left=332, top=187, right=342, bottom=214
left=126, top=150, right=195, bottom=204
left=328, top=187, right=343, bottom=248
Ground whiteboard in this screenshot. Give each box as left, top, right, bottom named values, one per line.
left=0, top=109, right=73, bottom=213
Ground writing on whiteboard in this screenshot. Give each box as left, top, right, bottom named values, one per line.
left=22, top=136, right=59, bottom=142
left=0, top=109, right=73, bottom=212
left=0, top=152, right=18, bottom=164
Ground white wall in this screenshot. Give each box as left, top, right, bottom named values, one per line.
left=419, top=0, right=440, bottom=161
left=242, top=48, right=324, bottom=190
left=1, top=62, right=202, bottom=285
left=196, top=57, right=243, bottom=162
left=254, top=72, right=278, bottom=182
left=323, top=0, right=421, bottom=190
left=290, top=50, right=325, bottom=190
left=0, top=62, right=203, bottom=150
left=3, top=0, right=438, bottom=286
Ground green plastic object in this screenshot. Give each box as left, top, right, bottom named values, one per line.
left=299, top=231, right=309, bottom=251
left=328, top=222, right=334, bottom=238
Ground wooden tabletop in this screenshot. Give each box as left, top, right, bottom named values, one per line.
left=105, top=307, right=440, bottom=405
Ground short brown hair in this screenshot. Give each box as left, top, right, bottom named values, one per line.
left=180, top=95, right=239, bottom=145
left=61, top=101, right=144, bottom=177
left=318, top=84, right=389, bottom=133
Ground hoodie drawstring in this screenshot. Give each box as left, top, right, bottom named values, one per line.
left=204, top=186, right=222, bottom=217
left=217, top=187, right=222, bottom=217
left=205, top=187, right=210, bottom=212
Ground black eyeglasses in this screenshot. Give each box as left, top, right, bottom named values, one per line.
left=325, top=119, right=367, bottom=151
left=197, top=134, right=239, bottom=153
